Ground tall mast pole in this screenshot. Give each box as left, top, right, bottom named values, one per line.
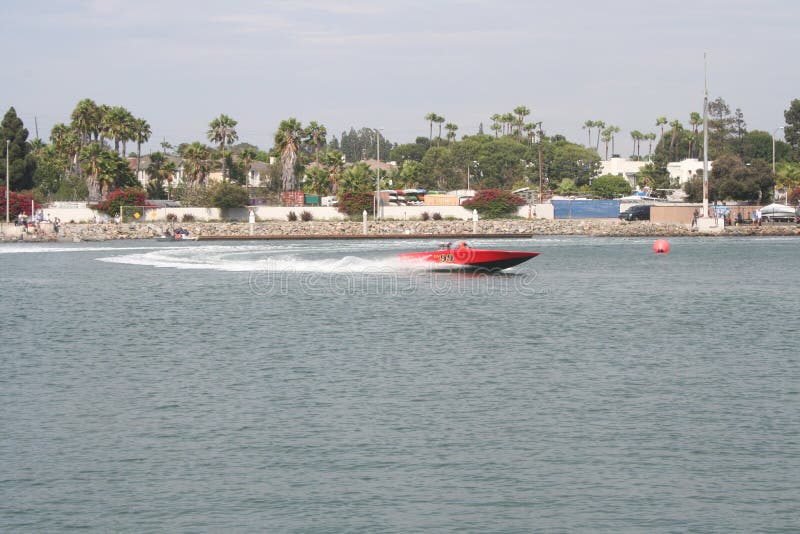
left=702, top=53, right=709, bottom=218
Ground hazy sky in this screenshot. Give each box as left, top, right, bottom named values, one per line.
left=2, top=0, right=798, bottom=157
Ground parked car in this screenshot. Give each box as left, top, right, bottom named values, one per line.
left=618, top=205, right=651, bottom=221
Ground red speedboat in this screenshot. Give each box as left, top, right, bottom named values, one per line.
left=399, top=242, right=540, bottom=271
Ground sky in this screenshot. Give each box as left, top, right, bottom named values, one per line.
left=2, top=0, right=799, bottom=158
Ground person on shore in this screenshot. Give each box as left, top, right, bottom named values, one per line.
left=756, top=209, right=762, bottom=226
left=691, top=209, right=699, bottom=228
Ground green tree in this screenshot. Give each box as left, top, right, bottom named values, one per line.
left=583, top=120, right=595, bottom=147
left=424, top=112, right=437, bottom=141
left=71, top=98, right=101, bottom=147
left=304, top=121, right=327, bottom=163
left=590, top=174, right=632, bottom=198
left=339, top=161, right=373, bottom=193
left=688, top=111, right=702, bottom=158
left=209, top=181, right=249, bottom=210
left=274, top=118, right=304, bottom=191
left=321, top=150, right=345, bottom=193
left=655, top=116, right=668, bottom=139
left=303, top=166, right=330, bottom=195
left=133, top=117, right=151, bottom=178
left=80, top=142, right=105, bottom=200
left=390, top=137, right=430, bottom=163
left=1, top=107, right=37, bottom=190
left=420, top=146, right=458, bottom=190
left=102, top=106, right=135, bottom=155
left=207, top=114, right=239, bottom=180
left=513, top=105, right=530, bottom=136
left=180, top=142, right=212, bottom=185
left=784, top=99, right=800, bottom=155
left=445, top=123, right=458, bottom=144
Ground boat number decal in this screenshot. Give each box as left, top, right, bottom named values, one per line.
left=438, top=254, right=454, bottom=263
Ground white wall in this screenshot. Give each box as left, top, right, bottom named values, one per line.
left=40, top=203, right=557, bottom=222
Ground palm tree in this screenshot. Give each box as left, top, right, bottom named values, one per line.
left=434, top=114, right=445, bottom=144
left=609, top=125, right=621, bottom=157
left=238, top=146, right=258, bottom=186
left=304, top=121, right=327, bottom=163
left=630, top=130, right=644, bottom=160
left=80, top=142, right=104, bottom=200
left=645, top=132, right=657, bottom=156
left=490, top=114, right=502, bottom=137
left=102, top=106, right=134, bottom=155
left=274, top=118, right=304, bottom=191
left=514, top=106, right=531, bottom=136
left=322, top=150, right=345, bottom=194
left=339, top=162, right=373, bottom=193
left=207, top=114, right=239, bottom=181
left=583, top=120, right=595, bottom=147
left=655, top=116, right=668, bottom=139
left=444, top=123, right=458, bottom=144
left=501, top=113, right=515, bottom=135
left=668, top=120, right=682, bottom=161
left=71, top=98, right=100, bottom=147
left=522, top=123, right=536, bottom=148
left=133, top=117, right=151, bottom=178
left=181, top=142, right=212, bottom=185
left=601, top=127, right=612, bottom=159
left=688, top=112, right=702, bottom=158
left=425, top=112, right=438, bottom=141
left=593, top=120, right=606, bottom=151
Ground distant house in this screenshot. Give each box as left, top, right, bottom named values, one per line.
left=599, top=157, right=648, bottom=188
left=598, top=157, right=714, bottom=189
left=129, top=155, right=185, bottom=188
left=666, top=158, right=712, bottom=185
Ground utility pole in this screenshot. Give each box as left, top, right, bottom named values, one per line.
left=537, top=122, right=544, bottom=204
left=5, top=139, right=10, bottom=223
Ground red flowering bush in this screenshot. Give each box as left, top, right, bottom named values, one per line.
left=0, top=187, right=38, bottom=219
left=462, top=189, right=526, bottom=218
left=338, top=192, right=374, bottom=217
left=92, top=187, right=148, bottom=216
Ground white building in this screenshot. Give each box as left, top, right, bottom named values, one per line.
left=666, top=158, right=712, bottom=185
left=599, top=157, right=714, bottom=189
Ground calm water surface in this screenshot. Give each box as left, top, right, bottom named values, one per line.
left=1, top=236, right=798, bottom=532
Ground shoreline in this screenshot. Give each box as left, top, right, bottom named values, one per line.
left=2, top=218, right=799, bottom=242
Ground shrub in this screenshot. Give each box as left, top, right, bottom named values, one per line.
left=462, top=189, right=526, bottom=219
left=92, top=187, right=147, bottom=216
left=589, top=174, right=632, bottom=199
left=300, top=210, right=313, bottom=221
left=209, top=181, right=249, bottom=209
left=421, top=211, right=430, bottom=221
left=0, top=187, right=38, bottom=219
left=166, top=213, right=178, bottom=222
left=432, top=212, right=442, bottom=220
left=287, top=211, right=298, bottom=221
left=337, top=192, right=374, bottom=217
left=182, top=214, right=196, bottom=222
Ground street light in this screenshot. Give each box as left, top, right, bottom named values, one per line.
left=772, top=126, right=785, bottom=202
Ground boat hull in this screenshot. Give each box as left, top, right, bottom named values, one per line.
left=399, top=248, right=539, bottom=272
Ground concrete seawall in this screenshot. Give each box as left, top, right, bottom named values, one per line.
left=3, top=219, right=799, bottom=242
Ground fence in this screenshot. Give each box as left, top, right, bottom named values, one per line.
left=552, top=199, right=620, bottom=219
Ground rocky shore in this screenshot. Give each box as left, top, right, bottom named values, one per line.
left=3, top=218, right=799, bottom=242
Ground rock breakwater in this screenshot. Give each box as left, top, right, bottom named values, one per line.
left=3, top=218, right=799, bottom=242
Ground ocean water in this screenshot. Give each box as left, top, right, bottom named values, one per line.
left=0, top=236, right=798, bottom=532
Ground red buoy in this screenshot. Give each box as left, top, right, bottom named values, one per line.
left=653, top=239, right=670, bottom=254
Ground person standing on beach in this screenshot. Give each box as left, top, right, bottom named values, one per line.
left=691, top=209, right=698, bottom=228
